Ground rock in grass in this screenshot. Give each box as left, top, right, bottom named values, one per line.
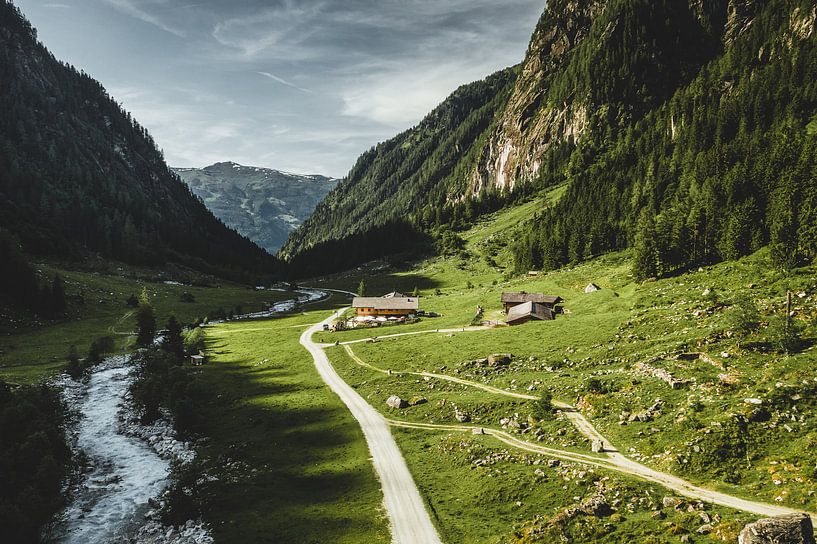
left=408, top=396, right=427, bottom=407
left=487, top=354, right=512, bottom=366
left=386, top=395, right=407, bottom=409
left=738, top=513, right=815, bottom=544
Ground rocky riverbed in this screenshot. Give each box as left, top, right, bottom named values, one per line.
left=52, top=356, right=212, bottom=544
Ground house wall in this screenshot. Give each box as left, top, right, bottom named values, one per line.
left=355, top=308, right=414, bottom=317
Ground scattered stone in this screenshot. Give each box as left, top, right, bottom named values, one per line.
left=738, top=513, right=815, bottom=544
left=487, top=354, right=512, bottom=366
left=386, top=395, right=407, bottom=409
left=454, top=409, right=471, bottom=423
left=471, top=427, right=485, bottom=435
left=651, top=510, right=666, bottom=520
left=697, top=523, right=713, bottom=534
left=662, top=496, right=682, bottom=509
left=744, top=398, right=763, bottom=405
left=547, top=459, right=561, bottom=468
left=634, top=362, right=689, bottom=389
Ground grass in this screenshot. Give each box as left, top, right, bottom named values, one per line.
left=299, top=199, right=817, bottom=538
left=192, top=298, right=390, bottom=543
left=0, top=264, right=291, bottom=383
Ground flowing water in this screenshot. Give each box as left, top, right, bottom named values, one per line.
left=53, top=358, right=170, bottom=543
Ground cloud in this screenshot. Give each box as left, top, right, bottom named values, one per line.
left=103, top=0, right=187, bottom=37
left=43, top=3, right=71, bottom=8
left=256, top=71, right=312, bottom=94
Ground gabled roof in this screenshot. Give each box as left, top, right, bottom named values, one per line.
left=501, top=292, right=562, bottom=305
left=352, top=297, right=419, bottom=310
left=506, top=301, right=553, bottom=323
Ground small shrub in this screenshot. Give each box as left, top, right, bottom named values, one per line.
left=766, top=315, right=803, bottom=354
left=179, top=292, right=196, bottom=303
left=531, top=391, right=554, bottom=420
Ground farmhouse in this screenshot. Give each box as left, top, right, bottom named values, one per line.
left=352, top=295, right=419, bottom=317
left=500, top=292, right=562, bottom=314
left=505, top=301, right=555, bottom=325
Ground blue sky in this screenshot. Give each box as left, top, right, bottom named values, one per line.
left=16, top=0, right=544, bottom=177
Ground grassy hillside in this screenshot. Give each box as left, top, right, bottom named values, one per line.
left=295, top=199, right=817, bottom=541
left=0, top=264, right=289, bottom=383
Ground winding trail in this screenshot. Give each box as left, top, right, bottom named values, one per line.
left=300, top=308, right=442, bottom=544
left=340, top=341, right=816, bottom=522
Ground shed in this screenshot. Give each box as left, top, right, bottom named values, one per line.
left=190, top=355, right=205, bottom=366
left=501, top=292, right=562, bottom=314
left=505, top=301, right=555, bottom=325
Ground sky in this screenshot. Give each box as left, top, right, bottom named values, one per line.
left=16, top=0, right=544, bottom=177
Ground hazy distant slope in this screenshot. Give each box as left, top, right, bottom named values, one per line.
left=174, top=162, right=337, bottom=253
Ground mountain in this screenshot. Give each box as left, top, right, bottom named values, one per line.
left=280, top=67, right=517, bottom=264
left=284, top=0, right=817, bottom=279
left=0, top=1, right=281, bottom=282
left=173, top=162, right=337, bottom=254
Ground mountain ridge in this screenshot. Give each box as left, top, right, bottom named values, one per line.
left=172, top=162, right=338, bottom=254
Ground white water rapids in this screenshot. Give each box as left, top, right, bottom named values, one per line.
left=53, top=357, right=170, bottom=543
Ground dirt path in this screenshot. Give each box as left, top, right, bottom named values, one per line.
left=342, top=344, right=815, bottom=521
left=300, top=309, right=442, bottom=544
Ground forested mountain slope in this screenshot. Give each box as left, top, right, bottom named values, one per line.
left=0, top=1, right=280, bottom=281
left=173, top=162, right=337, bottom=253
left=510, top=0, right=817, bottom=277
left=285, top=0, right=817, bottom=279
left=280, top=68, right=517, bottom=263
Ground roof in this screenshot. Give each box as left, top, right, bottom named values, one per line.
left=501, top=292, right=562, bottom=305
left=506, top=301, right=553, bottom=323
left=352, top=297, right=419, bottom=310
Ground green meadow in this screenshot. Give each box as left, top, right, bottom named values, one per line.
left=0, top=264, right=290, bottom=382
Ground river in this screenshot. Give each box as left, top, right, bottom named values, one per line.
left=53, top=357, right=170, bottom=543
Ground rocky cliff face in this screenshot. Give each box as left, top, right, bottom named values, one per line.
left=469, top=0, right=730, bottom=194
left=173, top=163, right=337, bottom=253
left=471, top=0, right=604, bottom=193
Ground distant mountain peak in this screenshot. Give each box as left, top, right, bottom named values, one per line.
left=172, top=163, right=338, bottom=253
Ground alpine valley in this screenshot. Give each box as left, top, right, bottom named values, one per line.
left=2, top=1, right=817, bottom=544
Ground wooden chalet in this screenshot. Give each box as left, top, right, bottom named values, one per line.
left=500, top=292, right=562, bottom=314
left=505, top=301, right=555, bottom=325
left=352, top=295, right=419, bottom=317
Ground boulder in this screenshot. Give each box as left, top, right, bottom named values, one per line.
left=487, top=353, right=512, bottom=366
left=738, top=513, right=815, bottom=544
left=386, top=395, right=407, bottom=409
left=591, top=440, right=605, bottom=453
left=580, top=496, right=613, bottom=517
left=662, top=496, right=682, bottom=509
left=585, top=283, right=601, bottom=293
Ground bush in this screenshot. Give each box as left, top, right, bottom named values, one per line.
left=531, top=391, right=554, bottom=420
left=179, top=292, right=196, bottom=303
left=66, top=345, right=81, bottom=379
left=766, top=315, right=803, bottom=354
left=725, top=294, right=759, bottom=346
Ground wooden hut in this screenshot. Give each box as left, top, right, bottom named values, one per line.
left=500, top=292, right=562, bottom=314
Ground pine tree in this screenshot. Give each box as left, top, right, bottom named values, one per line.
left=161, top=316, right=184, bottom=363
left=357, top=278, right=367, bottom=297
left=135, top=287, right=156, bottom=346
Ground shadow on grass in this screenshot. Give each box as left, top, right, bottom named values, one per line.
left=193, top=299, right=389, bottom=543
